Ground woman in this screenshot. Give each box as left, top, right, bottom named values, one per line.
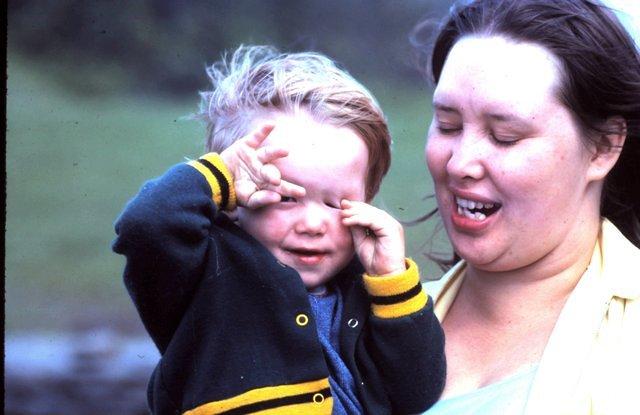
left=419, top=0, right=640, bottom=413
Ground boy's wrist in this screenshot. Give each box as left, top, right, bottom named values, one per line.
left=362, top=258, right=428, bottom=319
left=369, top=260, right=406, bottom=277
left=187, top=153, right=237, bottom=211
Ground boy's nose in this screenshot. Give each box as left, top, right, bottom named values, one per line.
left=294, top=205, right=328, bottom=236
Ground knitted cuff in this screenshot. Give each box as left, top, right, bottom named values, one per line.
left=187, top=153, right=237, bottom=211
left=362, top=258, right=428, bottom=319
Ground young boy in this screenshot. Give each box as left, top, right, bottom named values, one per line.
left=113, top=45, right=444, bottom=415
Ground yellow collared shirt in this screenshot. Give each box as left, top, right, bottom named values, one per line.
left=425, top=219, right=640, bottom=415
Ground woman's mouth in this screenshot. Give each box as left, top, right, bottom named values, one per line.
left=450, top=195, right=502, bottom=232
left=455, top=196, right=501, bottom=221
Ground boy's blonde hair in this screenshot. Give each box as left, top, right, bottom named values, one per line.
left=195, top=45, right=391, bottom=201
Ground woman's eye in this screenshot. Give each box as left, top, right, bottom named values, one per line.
left=491, top=133, right=519, bottom=147
left=280, top=196, right=297, bottom=203
left=437, top=124, right=461, bottom=135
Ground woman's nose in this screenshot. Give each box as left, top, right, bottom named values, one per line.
left=294, top=204, right=329, bottom=236
left=446, top=132, right=486, bottom=183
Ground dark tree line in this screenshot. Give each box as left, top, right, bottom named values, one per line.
left=8, top=0, right=449, bottom=98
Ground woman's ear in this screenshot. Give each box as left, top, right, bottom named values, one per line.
left=587, top=116, right=627, bottom=182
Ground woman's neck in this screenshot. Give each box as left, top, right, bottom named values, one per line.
left=441, top=212, right=602, bottom=397
left=462, top=220, right=599, bottom=326
left=441, top=225, right=599, bottom=396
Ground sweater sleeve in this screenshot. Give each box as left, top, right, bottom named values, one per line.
left=362, top=260, right=446, bottom=413
left=112, top=153, right=234, bottom=353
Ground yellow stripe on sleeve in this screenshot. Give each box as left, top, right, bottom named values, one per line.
left=371, top=291, right=429, bottom=319
left=188, top=158, right=223, bottom=207
left=199, top=152, right=237, bottom=210
left=362, top=258, right=421, bottom=296
left=363, top=259, right=429, bottom=319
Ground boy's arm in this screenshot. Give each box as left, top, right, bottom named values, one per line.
left=112, top=156, right=230, bottom=353
left=362, top=263, right=446, bottom=413
left=113, top=124, right=304, bottom=353
left=341, top=202, right=446, bottom=412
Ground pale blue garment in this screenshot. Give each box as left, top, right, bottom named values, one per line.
left=421, top=365, right=538, bottom=415
left=308, top=287, right=364, bottom=415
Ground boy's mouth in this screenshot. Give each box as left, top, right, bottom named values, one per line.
left=285, top=248, right=328, bottom=266
left=455, top=196, right=501, bottom=221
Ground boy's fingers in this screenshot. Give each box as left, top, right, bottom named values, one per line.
left=250, top=174, right=304, bottom=199
left=244, top=124, right=276, bottom=148
left=340, top=200, right=374, bottom=218
left=236, top=183, right=282, bottom=209
left=342, top=215, right=375, bottom=228
left=237, top=149, right=272, bottom=185
left=257, top=146, right=288, bottom=164
left=260, top=164, right=281, bottom=186
left=246, top=190, right=282, bottom=209
left=272, top=180, right=306, bottom=199
left=350, top=226, right=368, bottom=241
left=235, top=181, right=258, bottom=205
left=341, top=199, right=371, bottom=211
left=342, top=209, right=390, bottom=234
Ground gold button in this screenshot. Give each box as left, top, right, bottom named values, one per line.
left=313, top=393, right=325, bottom=404
left=295, top=314, right=309, bottom=326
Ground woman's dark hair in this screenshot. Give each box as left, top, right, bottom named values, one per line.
left=418, top=0, right=640, bottom=248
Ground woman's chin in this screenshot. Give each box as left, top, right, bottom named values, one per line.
left=452, top=240, right=505, bottom=271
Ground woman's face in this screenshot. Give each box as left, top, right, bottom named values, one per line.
left=426, top=36, right=598, bottom=272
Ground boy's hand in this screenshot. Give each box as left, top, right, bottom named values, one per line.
left=340, top=200, right=406, bottom=276
left=221, top=124, right=306, bottom=209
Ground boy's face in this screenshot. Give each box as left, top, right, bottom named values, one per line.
left=237, top=112, right=369, bottom=289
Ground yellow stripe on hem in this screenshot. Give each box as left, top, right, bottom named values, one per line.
left=371, top=290, right=429, bottom=319
left=249, top=398, right=333, bottom=415
left=362, top=258, right=422, bottom=297
left=183, top=378, right=332, bottom=415
left=188, top=159, right=223, bottom=207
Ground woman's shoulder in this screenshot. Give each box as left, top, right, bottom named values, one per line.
left=422, top=261, right=465, bottom=298
left=600, top=219, right=640, bottom=300
left=423, top=261, right=467, bottom=320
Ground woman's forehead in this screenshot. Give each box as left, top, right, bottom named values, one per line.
left=435, top=36, right=563, bottom=115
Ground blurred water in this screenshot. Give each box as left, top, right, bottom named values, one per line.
left=5, top=329, right=159, bottom=415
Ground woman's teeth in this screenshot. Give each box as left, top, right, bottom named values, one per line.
left=456, top=198, right=494, bottom=210
left=456, top=197, right=498, bottom=221
left=457, top=206, right=486, bottom=220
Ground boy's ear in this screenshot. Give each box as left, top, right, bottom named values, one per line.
left=587, top=116, right=627, bottom=182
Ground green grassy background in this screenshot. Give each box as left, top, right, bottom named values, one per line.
left=6, top=55, right=449, bottom=333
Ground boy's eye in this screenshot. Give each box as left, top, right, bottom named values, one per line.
left=280, top=196, right=297, bottom=203
left=325, top=201, right=340, bottom=209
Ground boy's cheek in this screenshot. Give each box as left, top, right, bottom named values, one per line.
left=237, top=208, right=286, bottom=246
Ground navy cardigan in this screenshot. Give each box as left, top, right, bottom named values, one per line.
left=113, top=155, right=445, bottom=414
